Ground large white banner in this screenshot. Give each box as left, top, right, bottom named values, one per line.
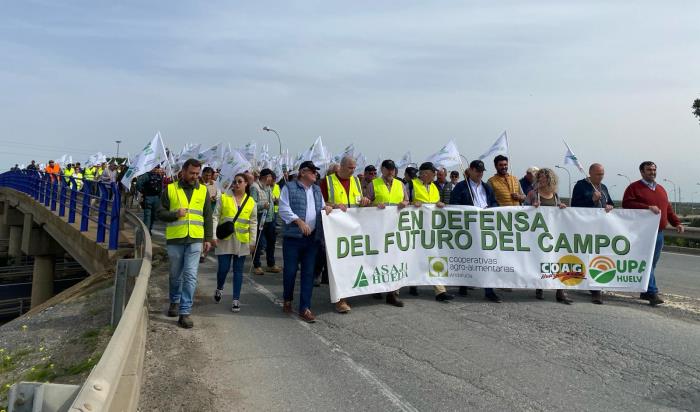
left=322, top=205, right=660, bottom=302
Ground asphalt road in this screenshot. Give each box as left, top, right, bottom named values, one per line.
left=141, top=225, right=700, bottom=411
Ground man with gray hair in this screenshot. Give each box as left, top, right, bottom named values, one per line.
left=520, top=166, right=539, bottom=196
left=435, top=167, right=453, bottom=204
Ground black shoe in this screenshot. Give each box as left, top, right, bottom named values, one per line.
left=409, top=286, right=418, bottom=296
left=167, top=303, right=179, bottom=317
left=178, top=314, right=193, bottom=328
left=648, top=294, right=665, bottom=306
left=386, top=293, right=404, bottom=307
left=556, top=290, right=573, bottom=305
left=435, top=292, right=454, bottom=302
left=458, top=286, right=468, bottom=297
left=372, top=293, right=383, bottom=300
left=535, top=289, right=544, bottom=300
left=639, top=292, right=654, bottom=301
left=591, top=291, right=603, bottom=305
left=485, top=293, right=502, bottom=303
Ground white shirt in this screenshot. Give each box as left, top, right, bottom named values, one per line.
left=469, top=179, right=488, bottom=209
left=279, top=183, right=326, bottom=232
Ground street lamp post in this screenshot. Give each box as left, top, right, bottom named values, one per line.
left=663, top=178, right=677, bottom=214
left=115, top=140, right=122, bottom=159
left=262, top=127, right=283, bottom=156
left=555, top=165, right=572, bottom=205
left=617, top=173, right=632, bottom=184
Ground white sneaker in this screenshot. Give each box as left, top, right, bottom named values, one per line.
left=214, top=289, right=223, bottom=303
left=231, top=300, right=240, bottom=313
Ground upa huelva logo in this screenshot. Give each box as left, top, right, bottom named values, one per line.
left=588, top=256, right=647, bottom=284
left=428, top=257, right=448, bottom=277
left=588, top=256, right=617, bottom=284
left=540, top=255, right=586, bottom=286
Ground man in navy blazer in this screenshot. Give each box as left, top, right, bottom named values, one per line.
left=450, top=160, right=502, bottom=302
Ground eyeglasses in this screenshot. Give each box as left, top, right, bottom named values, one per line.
left=233, top=180, right=246, bottom=185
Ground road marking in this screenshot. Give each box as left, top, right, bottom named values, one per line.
left=205, top=255, right=419, bottom=412
left=661, top=251, right=700, bottom=258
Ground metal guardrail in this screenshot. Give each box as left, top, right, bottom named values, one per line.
left=0, top=170, right=121, bottom=250
left=663, top=226, right=700, bottom=240
left=67, top=210, right=152, bottom=412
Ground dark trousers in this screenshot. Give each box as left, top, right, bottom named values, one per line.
left=283, top=235, right=318, bottom=312
left=314, top=242, right=329, bottom=284
left=253, top=221, right=277, bottom=268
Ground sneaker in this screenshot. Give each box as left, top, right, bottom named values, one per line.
left=214, top=289, right=223, bottom=303
left=299, top=308, right=316, bottom=323
left=253, top=267, right=264, bottom=275
left=167, top=303, right=179, bottom=317
left=266, top=265, right=282, bottom=273
left=231, top=300, right=241, bottom=312
left=435, top=292, right=454, bottom=302
left=335, top=300, right=351, bottom=314
left=178, top=314, right=193, bottom=328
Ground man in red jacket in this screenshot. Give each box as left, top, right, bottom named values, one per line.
left=622, top=161, right=684, bottom=306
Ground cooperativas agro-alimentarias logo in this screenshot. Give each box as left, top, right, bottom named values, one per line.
left=428, top=257, right=448, bottom=277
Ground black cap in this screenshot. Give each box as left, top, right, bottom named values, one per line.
left=298, top=161, right=320, bottom=171
left=381, top=159, right=396, bottom=170
left=364, top=165, right=377, bottom=173
left=469, top=160, right=485, bottom=172
left=260, top=168, right=273, bottom=177
left=419, top=162, right=437, bottom=172
left=216, top=221, right=235, bottom=240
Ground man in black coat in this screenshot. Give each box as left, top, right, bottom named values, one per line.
left=450, top=160, right=502, bottom=302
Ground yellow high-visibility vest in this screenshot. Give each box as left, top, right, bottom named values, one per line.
left=220, top=194, right=256, bottom=243
left=73, top=172, right=84, bottom=190
left=272, top=183, right=280, bottom=214
left=165, top=182, right=208, bottom=240
left=371, top=177, right=404, bottom=206
left=84, top=166, right=95, bottom=180
left=411, top=178, right=439, bottom=204
left=327, top=174, right=363, bottom=207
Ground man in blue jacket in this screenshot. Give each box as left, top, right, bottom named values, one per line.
left=449, top=160, right=502, bottom=302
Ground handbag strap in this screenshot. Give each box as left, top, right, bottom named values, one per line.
left=230, top=194, right=250, bottom=225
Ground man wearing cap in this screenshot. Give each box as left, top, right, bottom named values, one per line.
left=408, top=162, right=454, bottom=302
left=450, top=160, right=502, bottom=302
left=361, top=164, right=377, bottom=195
left=488, top=155, right=525, bottom=207
left=251, top=168, right=281, bottom=274
left=520, top=166, right=540, bottom=197
left=364, top=159, right=409, bottom=307
left=279, top=161, right=333, bottom=323
left=156, top=158, right=213, bottom=328
left=321, top=155, right=370, bottom=313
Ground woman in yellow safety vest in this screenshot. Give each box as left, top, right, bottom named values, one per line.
left=212, top=172, right=257, bottom=312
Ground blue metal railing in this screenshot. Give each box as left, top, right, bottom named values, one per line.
left=0, top=170, right=121, bottom=250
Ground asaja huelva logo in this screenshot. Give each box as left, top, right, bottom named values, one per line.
left=352, top=263, right=408, bottom=288
left=428, top=257, right=448, bottom=277
left=588, top=256, right=617, bottom=284
left=540, top=255, right=586, bottom=286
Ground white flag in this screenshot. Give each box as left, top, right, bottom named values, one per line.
left=178, top=143, right=201, bottom=164
left=218, top=150, right=252, bottom=193
left=425, top=139, right=462, bottom=169
left=478, top=131, right=509, bottom=161
left=333, top=143, right=355, bottom=163
left=58, top=154, right=73, bottom=166
left=396, top=151, right=412, bottom=168
left=354, top=152, right=367, bottom=175
left=197, top=143, right=223, bottom=167
left=239, top=141, right=257, bottom=162
left=563, top=140, right=585, bottom=175
left=121, top=132, right=168, bottom=187
left=259, top=144, right=271, bottom=169
left=302, top=136, right=331, bottom=174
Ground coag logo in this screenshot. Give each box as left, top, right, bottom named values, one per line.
left=428, top=257, right=448, bottom=277
left=540, top=255, right=586, bottom=286
left=588, top=256, right=617, bottom=284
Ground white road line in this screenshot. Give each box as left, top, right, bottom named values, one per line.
left=661, top=251, right=700, bottom=258
left=205, top=255, right=418, bottom=412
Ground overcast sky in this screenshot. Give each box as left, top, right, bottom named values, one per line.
left=1, top=1, right=699, bottom=200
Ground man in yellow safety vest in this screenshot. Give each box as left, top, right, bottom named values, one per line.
left=156, top=158, right=213, bottom=328
left=408, top=162, right=454, bottom=302
left=365, top=159, right=409, bottom=307
left=320, top=155, right=370, bottom=314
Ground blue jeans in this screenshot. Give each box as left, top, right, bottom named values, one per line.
left=167, top=242, right=203, bottom=315
left=143, top=195, right=160, bottom=232
left=646, top=231, right=664, bottom=294
left=283, top=235, right=319, bottom=313
left=217, top=254, right=246, bottom=300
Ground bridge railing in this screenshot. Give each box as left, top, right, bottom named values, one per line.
left=67, top=210, right=152, bottom=411
left=0, top=170, right=121, bottom=250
